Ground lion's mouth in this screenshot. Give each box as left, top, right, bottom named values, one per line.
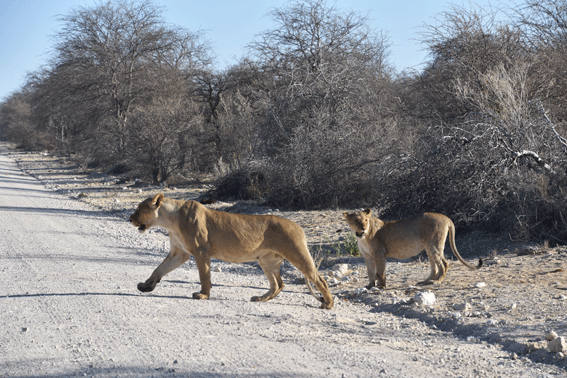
left=138, top=224, right=147, bottom=233
left=355, top=230, right=366, bottom=238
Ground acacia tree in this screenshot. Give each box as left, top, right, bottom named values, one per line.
left=222, top=0, right=398, bottom=208
left=126, top=94, right=199, bottom=183
left=0, top=90, right=37, bottom=149
left=516, top=0, right=567, bottom=125
left=248, top=0, right=392, bottom=137
left=411, top=4, right=525, bottom=122
left=42, top=0, right=211, bottom=166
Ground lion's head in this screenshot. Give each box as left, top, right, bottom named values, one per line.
left=342, top=208, right=372, bottom=238
left=129, top=193, right=164, bottom=233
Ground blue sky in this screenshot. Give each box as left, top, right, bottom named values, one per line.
left=0, top=0, right=513, bottom=101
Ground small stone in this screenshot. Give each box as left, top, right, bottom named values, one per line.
left=453, top=302, right=471, bottom=312
left=414, top=291, right=436, bottom=306
left=448, top=311, right=462, bottom=320
left=474, top=282, right=486, bottom=288
left=212, top=266, right=222, bottom=273
left=21, top=327, right=28, bottom=332
left=328, top=278, right=339, bottom=285
left=548, top=336, right=567, bottom=353
left=546, top=331, right=558, bottom=341
left=331, top=263, right=349, bottom=276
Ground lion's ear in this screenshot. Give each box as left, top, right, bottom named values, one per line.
left=363, top=208, right=371, bottom=215
left=152, top=193, right=164, bottom=208
left=342, top=212, right=349, bottom=218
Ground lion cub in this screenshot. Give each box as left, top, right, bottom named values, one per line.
left=343, top=209, right=482, bottom=289
left=129, top=193, right=334, bottom=309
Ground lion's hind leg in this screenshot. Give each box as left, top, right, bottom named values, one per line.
left=418, top=246, right=447, bottom=285
left=436, top=256, right=450, bottom=282
left=252, top=253, right=285, bottom=302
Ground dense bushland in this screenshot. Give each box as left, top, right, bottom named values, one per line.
left=2, top=0, right=567, bottom=243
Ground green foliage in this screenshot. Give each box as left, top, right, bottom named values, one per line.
left=343, top=234, right=360, bottom=257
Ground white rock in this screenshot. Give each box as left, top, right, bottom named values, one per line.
left=354, top=287, right=368, bottom=295
left=448, top=311, right=462, bottom=320
left=328, top=278, right=339, bottom=285
left=548, top=336, right=567, bottom=353
left=453, top=302, right=472, bottom=312
left=414, top=291, right=436, bottom=306
left=474, top=282, right=486, bottom=288
left=331, top=263, right=349, bottom=276
left=546, top=331, right=558, bottom=341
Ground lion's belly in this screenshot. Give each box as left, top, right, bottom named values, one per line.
left=211, top=249, right=259, bottom=264
left=386, top=239, right=426, bottom=259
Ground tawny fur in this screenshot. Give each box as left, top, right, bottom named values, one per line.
left=130, top=193, right=333, bottom=309
left=343, top=209, right=482, bottom=289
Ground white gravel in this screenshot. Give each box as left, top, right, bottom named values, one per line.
left=1, top=149, right=566, bottom=377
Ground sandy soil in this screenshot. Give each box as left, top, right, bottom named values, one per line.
left=1, top=143, right=566, bottom=377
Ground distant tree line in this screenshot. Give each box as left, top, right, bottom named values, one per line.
left=2, top=0, right=567, bottom=243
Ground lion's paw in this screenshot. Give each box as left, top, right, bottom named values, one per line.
left=137, top=282, right=155, bottom=292
left=192, top=292, right=209, bottom=300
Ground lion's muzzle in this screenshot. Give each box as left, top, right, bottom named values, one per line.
left=129, top=214, right=146, bottom=233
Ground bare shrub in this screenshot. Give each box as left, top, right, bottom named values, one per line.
left=378, top=61, right=567, bottom=242
left=125, top=95, right=200, bottom=184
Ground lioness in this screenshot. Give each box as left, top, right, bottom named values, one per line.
left=129, top=193, right=333, bottom=309
left=343, top=209, right=482, bottom=288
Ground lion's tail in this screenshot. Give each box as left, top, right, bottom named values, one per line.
left=304, top=275, right=325, bottom=304
left=448, top=221, right=483, bottom=270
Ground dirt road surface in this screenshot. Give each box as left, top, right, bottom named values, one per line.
left=0, top=148, right=565, bottom=377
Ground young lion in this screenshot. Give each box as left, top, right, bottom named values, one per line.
left=343, top=209, right=482, bottom=289
left=129, top=193, right=334, bottom=309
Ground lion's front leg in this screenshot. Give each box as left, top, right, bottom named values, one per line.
left=360, top=250, right=377, bottom=290
left=138, top=248, right=190, bottom=293
left=375, top=255, right=386, bottom=289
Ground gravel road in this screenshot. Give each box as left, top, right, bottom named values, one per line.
left=0, top=148, right=565, bottom=378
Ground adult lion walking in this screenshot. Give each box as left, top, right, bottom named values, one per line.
left=130, top=193, right=334, bottom=309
